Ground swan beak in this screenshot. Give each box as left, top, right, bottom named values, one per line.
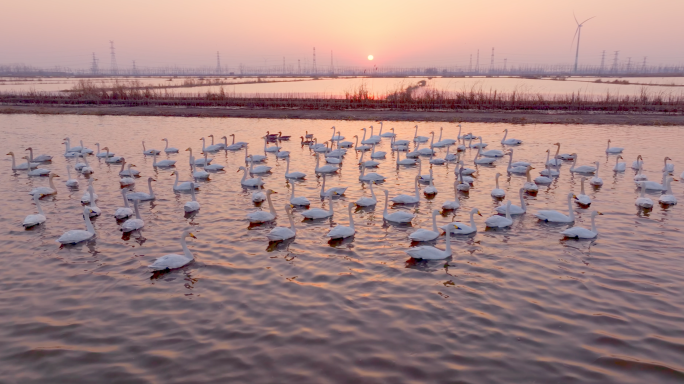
left=53, top=175, right=60, bottom=177
left=477, top=211, right=482, bottom=216
left=189, top=233, right=197, bottom=239
left=573, top=194, right=578, bottom=199
left=152, top=179, right=157, bottom=182
left=598, top=212, right=604, bottom=215
left=290, top=204, right=294, bottom=208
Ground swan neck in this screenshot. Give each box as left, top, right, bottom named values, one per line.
left=444, top=222, right=451, bottom=255
left=134, top=201, right=141, bottom=219
left=501, top=129, right=508, bottom=143
left=181, top=234, right=194, bottom=260
left=581, top=178, right=586, bottom=194
left=285, top=157, right=290, bottom=174
left=148, top=179, right=154, bottom=197
left=49, top=175, right=56, bottom=190
left=190, top=183, right=197, bottom=201
left=348, top=204, right=354, bottom=230
left=122, top=189, right=130, bottom=207
left=35, top=195, right=44, bottom=215
left=84, top=210, right=95, bottom=234
left=266, top=192, right=276, bottom=215
left=432, top=211, right=438, bottom=232
left=591, top=213, right=598, bottom=233
left=174, top=172, right=179, bottom=187
left=568, top=195, right=575, bottom=220
left=288, top=209, right=296, bottom=232
left=328, top=195, right=334, bottom=214
left=470, top=210, right=476, bottom=229
left=519, top=190, right=527, bottom=211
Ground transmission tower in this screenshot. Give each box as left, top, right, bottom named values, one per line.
left=490, top=47, right=494, bottom=72
left=132, top=60, right=137, bottom=76
left=109, top=41, right=118, bottom=75
left=298, top=59, right=301, bottom=74
left=469, top=54, right=472, bottom=72
left=626, top=57, right=632, bottom=73
left=642, top=57, right=647, bottom=72
left=91, top=53, right=99, bottom=75
left=312, top=47, right=317, bottom=74
left=475, top=49, right=480, bottom=73
left=611, top=51, right=619, bottom=73
left=330, top=50, right=334, bottom=74
left=599, top=50, right=606, bottom=74
left=216, top=52, right=221, bottom=74
left=504, top=58, right=507, bottom=72
left=283, top=57, right=286, bottom=74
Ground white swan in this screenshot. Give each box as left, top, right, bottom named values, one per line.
left=162, top=138, right=179, bottom=153
left=569, top=154, right=596, bottom=173
left=127, top=177, right=156, bottom=201
left=121, top=200, right=144, bottom=232
left=479, top=137, right=504, bottom=157
left=662, top=156, right=675, bottom=173
left=355, top=181, right=377, bottom=207
left=575, top=177, right=592, bottom=206
left=631, top=155, right=644, bottom=170
left=315, top=154, right=339, bottom=174
left=423, top=168, right=438, bottom=196
left=360, top=127, right=379, bottom=145
left=491, top=172, right=506, bottom=198
left=152, top=152, right=176, bottom=167
left=225, top=134, right=244, bottom=151
left=29, top=173, right=59, bottom=197
left=506, top=150, right=528, bottom=174
left=405, top=222, right=455, bottom=260
left=540, top=150, right=560, bottom=177
left=79, top=154, right=93, bottom=175
left=238, top=166, right=264, bottom=187
left=275, top=148, right=290, bottom=159
left=244, top=146, right=266, bottom=163
left=7, top=151, right=39, bottom=170
left=635, top=182, right=654, bottom=208
left=391, top=176, right=421, bottom=204
left=359, top=150, right=380, bottom=168
left=247, top=189, right=277, bottom=223
left=248, top=155, right=271, bottom=174
left=201, top=135, right=223, bottom=152
left=23, top=156, right=50, bottom=176
left=202, top=151, right=224, bottom=171
left=142, top=141, right=161, bottom=156
left=562, top=211, right=603, bottom=239
left=412, top=125, right=429, bottom=143
left=409, top=209, right=441, bottom=241
left=268, top=205, right=297, bottom=241
left=370, top=143, right=387, bottom=159
left=474, top=146, right=496, bottom=165
left=381, top=126, right=396, bottom=138
left=501, top=129, right=523, bottom=145
left=148, top=230, right=197, bottom=270
left=78, top=140, right=94, bottom=154
left=485, top=200, right=513, bottom=228
left=327, top=202, right=356, bottom=239
left=94, top=143, right=114, bottom=158
left=119, top=159, right=140, bottom=177
left=613, top=155, right=626, bottom=172
left=641, top=171, right=666, bottom=191
left=184, top=184, right=201, bottom=212
left=25, top=147, right=52, bottom=162
left=185, top=148, right=213, bottom=166
left=171, top=171, right=200, bottom=191
left=555, top=143, right=576, bottom=161
left=590, top=162, right=604, bottom=186
left=470, top=134, right=488, bottom=149
left=302, top=193, right=335, bottom=219
left=457, top=167, right=470, bottom=192
left=330, top=126, right=346, bottom=142
left=634, top=163, right=648, bottom=182
left=495, top=188, right=527, bottom=215
left=290, top=182, right=310, bottom=206
left=114, top=189, right=134, bottom=220
left=359, top=164, right=386, bottom=182
left=85, top=182, right=101, bottom=217
left=605, top=139, right=624, bottom=154
left=535, top=193, right=575, bottom=223
left=416, top=132, right=436, bottom=155
left=353, top=135, right=372, bottom=151
left=252, top=190, right=266, bottom=203
left=535, top=162, right=553, bottom=185
left=442, top=181, right=461, bottom=210
left=57, top=206, right=96, bottom=244
left=262, top=136, right=281, bottom=153
left=523, top=166, right=539, bottom=193
left=546, top=143, right=562, bottom=166
left=396, top=147, right=417, bottom=165
left=63, top=138, right=83, bottom=153
left=61, top=141, right=79, bottom=158
left=440, top=208, right=481, bottom=235
left=65, top=165, right=79, bottom=188
left=284, top=156, right=306, bottom=179
left=229, top=134, right=249, bottom=148
left=659, top=177, right=677, bottom=206
left=383, top=190, right=415, bottom=223
left=320, top=173, right=348, bottom=197
left=23, top=194, right=47, bottom=227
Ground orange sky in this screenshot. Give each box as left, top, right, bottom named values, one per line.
left=3, top=0, right=683, bottom=70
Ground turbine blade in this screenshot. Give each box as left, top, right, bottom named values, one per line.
left=580, top=16, right=596, bottom=25
left=571, top=27, right=580, bottom=48
left=573, top=12, right=579, bottom=25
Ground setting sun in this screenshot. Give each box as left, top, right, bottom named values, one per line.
left=367, top=55, right=374, bottom=61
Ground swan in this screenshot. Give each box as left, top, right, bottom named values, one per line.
left=491, top=172, right=506, bottom=198
left=405, top=222, right=455, bottom=260
left=370, top=143, right=387, bottom=159
left=423, top=168, right=438, bottom=196
left=416, top=132, right=436, bottom=155
left=338, top=137, right=354, bottom=148
left=540, top=150, right=560, bottom=177
left=391, top=135, right=410, bottom=149
left=114, top=189, right=134, bottom=220
left=535, top=193, right=576, bottom=223
left=662, top=156, right=675, bottom=173
left=574, top=177, right=591, bottom=206
left=162, top=138, right=179, bottom=153
left=23, top=194, right=47, bottom=227
left=430, top=149, right=448, bottom=165
left=474, top=146, right=496, bottom=165
left=289, top=183, right=310, bottom=206
left=455, top=134, right=466, bottom=152
left=396, top=147, right=417, bottom=165
left=589, top=162, right=604, bottom=186
left=635, top=182, right=654, bottom=208
left=555, top=143, right=576, bottom=160
left=225, top=134, right=245, bottom=151
left=119, top=159, right=140, bottom=177
left=495, top=188, right=527, bottom=215
left=355, top=181, right=377, bottom=207
left=78, top=178, right=98, bottom=204
left=230, top=134, right=249, bottom=148
left=142, top=141, right=161, bottom=156
left=359, top=164, right=386, bottom=182
left=185, top=148, right=213, bottom=166
left=330, top=126, right=346, bottom=142
left=200, top=135, right=223, bottom=152
left=605, top=139, right=624, bottom=154
left=25, top=147, right=52, bottom=162
left=245, top=155, right=271, bottom=174
left=101, top=146, right=122, bottom=163
left=184, top=184, right=201, bottom=212
left=359, top=150, right=380, bottom=168
left=320, top=173, right=348, bottom=197
left=190, top=157, right=210, bottom=179
left=268, top=205, right=297, bottom=241
left=305, top=131, right=314, bottom=140
left=523, top=166, right=538, bottom=193
left=127, top=178, right=156, bottom=201
left=284, top=157, right=306, bottom=179
left=65, top=165, right=79, bottom=187
left=276, top=148, right=290, bottom=159
left=535, top=163, right=553, bottom=185
left=278, top=131, right=291, bottom=141
left=391, top=176, right=421, bottom=204
left=409, top=209, right=441, bottom=241
left=441, top=145, right=457, bottom=163
left=252, top=190, right=266, bottom=203
left=57, top=206, right=96, bottom=244
left=238, top=166, right=264, bottom=187
left=365, top=126, right=381, bottom=144
left=634, top=163, right=648, bottom=182
left=569, top=154, right=596, bottom=173
left=171, top=171, right=200, bottom=191
left=470, top=135, right=488, bottom=149
left=244, top=146, right=266, bottom=163
left=353, top=135, right=372, bottom=151
left=381, top=126, right=396, bottom=138
left=485, top=200, right=513, bottom=228
left=433, top=127, right=458, bottom=147
left=302, top=193, right=335, bottom=219
left=659, top=177, right=677, bottom=206
left=457, top=167, right=470, bottom=192
left=63, top=138, right=83, bottom=153
left=614, top=155, right=626, bottom=172
left=383, top=190, right=415, bottom=223
left=440, top=208, right=481, bottom=235
left=7, top=151, right=39, bottom=170
left=562, top=211, right=603, bottom=239
left=479, top=138, right=504, bottom=157
left=546, top=143, right=562, bottom=166
left=412, top=125, right=429, bottom=143
left=501, top=129, right=523, bottom=145
left=263, top=136, right=281, bottom=153
left=631, top=155, right=644, bottom=170
left=94, top=143, right=114, bottom=158
left=641, top=171, right=666, bottom=191
left=79, top=154, right=93, bottom=175
left=85, top=182, right=101, bottom=217
left=152, top=152, right=176, bottom=167
left=148, top=230, right=197, bottom=270
left=442, top=181, right=461, bottom=210
left=62, top=141, right=80, bottom=158
left=506, top=150, right=529, bottom=174
left=312, top=140, right=331, bottom=153
left=121, top=200, right=144, bottom=232
left=78, top=140, right=94, bottom=154
left=29, top=173, right=59, bottom=197
left=247, top=189, right=277, bottom=223
left=327, top=202, right=356, bottom=239
left=203, top=152, right=224, bottom=171
left=315, top=154, right=339, bottom=174
left=23, top=157, right=51, bottom=176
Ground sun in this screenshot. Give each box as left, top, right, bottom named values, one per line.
left=368, top=55, right=374, bottom=61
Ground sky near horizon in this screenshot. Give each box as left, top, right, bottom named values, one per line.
left=3, top=0, right=683, bottom=70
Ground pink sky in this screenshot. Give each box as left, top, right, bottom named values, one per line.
left=3, top=0, right=683, bottom=70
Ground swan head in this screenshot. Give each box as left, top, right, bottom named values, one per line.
left=103, top=147, right=109, bottom=151
left=209, top=134, right=214, bottom=138
left=495, top=172, right=501, bottom=178
left=470, top=208, right=482, bottom=216
left=170, top=171, right=177, bottom=175
left=594, top=211, right=604, bottom=216
left=25, top=147, right=33, bottom=151
left=266, top=189, right=276, bottom=195
left=148, top=178, right=156, bottom=182
left=185, top=232, right=197, bottom=239
left=665, top=156, right=672, bottom=161
left=221, top=136, right=226, bottom=139
left=237, top=166, right=246, bottom=172
left=6, top=152, right=13, bottom=156
left=50, top=174, right=60, bottom=178
left=383, top=189, right=389, bottom=195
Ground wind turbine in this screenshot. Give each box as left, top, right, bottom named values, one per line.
left=572, top=14, right=595, bottom=73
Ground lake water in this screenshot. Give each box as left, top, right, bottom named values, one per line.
left=2, top=114, right=684, bottom=383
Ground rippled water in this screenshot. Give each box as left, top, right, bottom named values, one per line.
left=2, top=114, right=684, bottom=383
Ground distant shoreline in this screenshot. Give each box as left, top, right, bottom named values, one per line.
left=1, top=104, right=683, bottom=126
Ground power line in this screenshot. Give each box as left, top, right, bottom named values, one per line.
left=109, top=41, right=117, bottom=75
